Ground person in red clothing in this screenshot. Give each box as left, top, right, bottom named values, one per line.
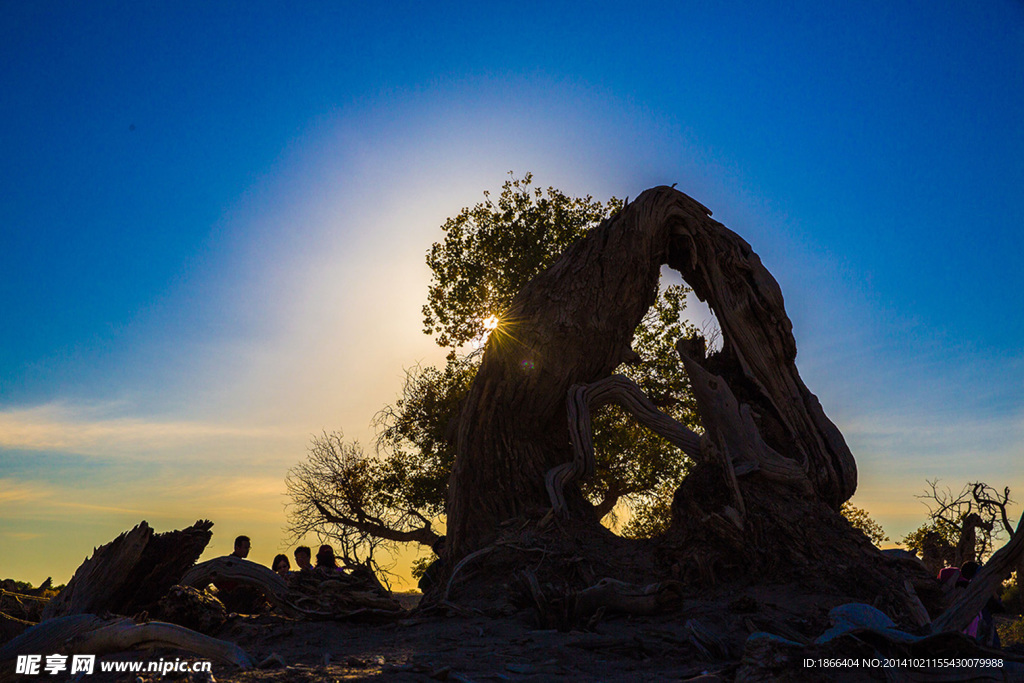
left=315, top=544, right=343, bottom=574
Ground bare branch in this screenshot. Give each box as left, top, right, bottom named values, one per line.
left=285, top=431, right=442, bottom=569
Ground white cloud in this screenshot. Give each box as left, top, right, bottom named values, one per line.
left=0, top=478, right=50, bottom=505
left=0, top=402, right=294, bottom=460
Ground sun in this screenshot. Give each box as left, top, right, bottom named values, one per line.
left=472, top=315, right=502, bottom=349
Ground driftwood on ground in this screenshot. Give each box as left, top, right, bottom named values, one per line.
left=287, top=567, right=402, bottom=616
left=4, top=519, right=406, bottom=679
left=0, top=614, right=252, bottom=682
left=0, top=521, right=258, bottom=675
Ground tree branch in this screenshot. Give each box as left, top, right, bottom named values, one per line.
left=311, top=501, right=440, bottom=547
left=973, top=482, right=1015, bottom=539
left=592, top=486, right=622, bottom=520
left=548, top=374, right=702, bottom=515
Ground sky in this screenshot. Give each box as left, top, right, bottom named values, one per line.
left=2, top=2, right=1022, bottom=588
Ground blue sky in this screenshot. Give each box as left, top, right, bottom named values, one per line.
left=2, top=2, right=1022, bottom=586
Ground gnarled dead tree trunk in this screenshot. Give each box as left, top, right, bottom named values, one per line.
left=432, top=186, right=943, bottom=631
left=42, top=520, right=213, bottom=620
left=447, top=187, right=857, bottom=564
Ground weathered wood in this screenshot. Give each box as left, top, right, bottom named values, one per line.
left=41, top=523, right=152, bottom=620
left=0, top=614, right=251, bottom=681
left=955, top=512, right=992, bottom=566
left=662, top=190, right=856, bottom=508
left=0, top=589, right=48, bottom=625
left=900, top=579, right=932, bottom=628
left=571, top=578, right=684, bottom=623
left=156, top=585, right=227, bottom=634
left=549, top=374, right=702, bottom=515
left=42, top=520, right=213, bottom=621
left=677, top=346, right=813, bottom=496
left=182, top=557, right=403, bottom=618
left=0, top=612, right=34, bottom=646
left=289, top=572, right=402, bottom=615
left=180, top=556, right=289, bottom=608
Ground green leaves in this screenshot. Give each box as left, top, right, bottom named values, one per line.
left=373, top=352, right=476, bottom=517
left=840, top=501, right=890, bottom=546
left=422, top=172, right=622, bottom=349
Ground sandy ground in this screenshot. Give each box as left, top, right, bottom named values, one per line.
left=11, top=589, right=1023, bottom=682
left=103, top=613, right=732, bottom=683
left=79, top=590, right=757, bottom=682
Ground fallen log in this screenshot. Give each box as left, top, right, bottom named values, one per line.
left=0, top=614, right=251, bottom=682
left=180, top=556, right=289, bottom=604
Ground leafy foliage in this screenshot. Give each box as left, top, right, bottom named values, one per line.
left=900, top=521, right=959, bottom=558
left=422, top=172, right=624, bottom=349
left=372, top=354, right=478, bottom=518
left=1002, top=573, right=1023, bottom=616
left=997, top=616, right=1024, bottom=648
left=620, top=480, right=678, bottom=539
left=839, top=502, right=889, bottom=546
left=410, top=555, right=434, bottom=582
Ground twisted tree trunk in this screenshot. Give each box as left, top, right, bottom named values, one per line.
left=446, top=187, right=857, bottom=563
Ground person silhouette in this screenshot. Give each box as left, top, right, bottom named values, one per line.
left=294, top=545, right=313, bottom=571
left=272, top=554, right=291, bottom=579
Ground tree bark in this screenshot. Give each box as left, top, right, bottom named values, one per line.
left=446, top=187, right=857, bottom=560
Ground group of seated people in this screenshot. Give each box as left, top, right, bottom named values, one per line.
left=269, top=544, right=345, bottom=579
left=225, top=535, right=352, bottom=581
left=217, top=536, right=357, bottom=612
